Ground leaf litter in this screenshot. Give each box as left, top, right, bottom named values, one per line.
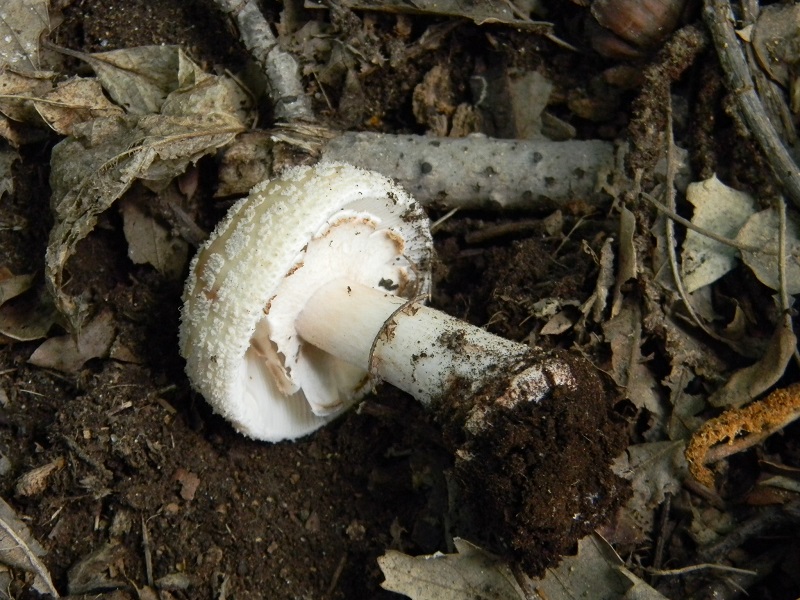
left=0, top=496, right=58, bottom=597
left=2, top=0, right=800, bottom=598
left=41, top=44, right=251, bottom=328
left=680, top=175, right=755, bottom=293
left=0, top=0, right=49, bottom=71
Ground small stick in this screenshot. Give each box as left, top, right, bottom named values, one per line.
left=141, top=516, right=154, bottom=588
left=646, top=563, right=757, bottom=577
left=212, top=0, right=315, bottom=123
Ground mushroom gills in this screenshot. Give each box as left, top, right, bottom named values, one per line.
left=259, top=211, right=427, bottom=416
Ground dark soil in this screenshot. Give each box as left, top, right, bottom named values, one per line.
left=0, top=0, right=745, bottom=599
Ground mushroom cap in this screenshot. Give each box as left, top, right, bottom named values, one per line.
left=179, top=163, right=432, bottom=441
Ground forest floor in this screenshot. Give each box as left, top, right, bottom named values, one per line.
left=1, top=0, right=799, bottom=599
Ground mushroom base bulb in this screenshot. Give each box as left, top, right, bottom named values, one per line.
left=179, top=163, right=432, bottom=441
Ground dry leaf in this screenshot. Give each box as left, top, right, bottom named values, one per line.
left=523, top=535, right=665, bottom=600
left=0, top=269, right=33, bottom=303
left=507, top=71, right=552, bottom=140
left=0, top=68, right=53, bottom=123
left=752, top=3, right=800, bottom=88
left=539, top=310, right=574, bottom=335
left=0, top=270, right=58, bottom=344
left=709, top=313, right=797, bottom=408
left=34, top=76, right=124, bottom=134
left=0, top=284, right=59, bottom=342
left=67, top=542, right=128, bottom=595
left=0, top=147, right=17, bottom=200
left=43, top=48, right=250, bottom=327
left=611, top=205, right=637, bottom=317
left=604, top=301, right=665, bottom=438
left=46, top=112, right=244, bottom=327
left=79, top=44, right=251, bottom=121
left=378, top=538, right=526, bottom=600
left=664, top=364, right=705, bottom=441
left=120, top=195, right=188, bottom=279
left=332, top=0, right=550, bottom=30
left=78, top=45, right=207, bottom=114
left=14, top=457, right=65, bottom=497
left=581, top=235, right=615, bottom=322
left=737, top=207, right=800, bottom=294
left=611, top=441, right=688, bottom=544
left=28, top=307, right=115, bottom=372
left=0, top=0, right=50, bottom=71
left=0, top=112, right=47, bottom=145
left=0, top=496, right=58, bottom=596
left=681, top=176, right=755, bottom=293
left=160, top=68, right=252, bottom=125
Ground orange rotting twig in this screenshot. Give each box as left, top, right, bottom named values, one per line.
left=686, top=383, right=800, bottom=487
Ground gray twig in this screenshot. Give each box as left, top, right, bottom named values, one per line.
left=213, top=0, right=315, bottom=123
left=321, top=132, right=617, bottom=210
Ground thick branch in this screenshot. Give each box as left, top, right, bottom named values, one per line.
left=321, top=132, right=617, bottom=210
left=703, top=0, right=800, bottom=208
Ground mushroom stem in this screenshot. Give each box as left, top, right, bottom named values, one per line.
left=295, top=279, right=530, bottom=405
left=296, top=278, right=628, bottom=573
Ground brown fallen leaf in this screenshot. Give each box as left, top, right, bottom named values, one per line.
left=0, top=269, right=59, bottom=344
left=752, top=3, right=800, bottom=88
left=378, top=538, right=526, bottom=600
left=67, top=542, right=129, bottom=595
left=0, top=284, right=60, bottom=343
left=0, top=268, right=33, bottom=303
left=604, top=300, right=665, bottom=438
left=58, top=44, right=252, bottom=122
left=78, top=45, right=212, bottom=115
left=324, top=0, right=551, bottom=32
left=0, top=0, right=50, bottom=71
left=14, top=457, right=65, bottom=497
left=0, top=146, right=18, bottom=200
left=0, top=69, right=53, bottom=123
left=709, top=313, right=797, bottom=408
left=0, top=496, right=58, bottom=597
left=120, top=194, right=188, bottom=280
left=46, top=112, right=245, bottom=328
left=611, top=441, right=688, bottom=545
left=28, top=308, right=115, bottom=373
left=34, top=77, right=124, bottom=135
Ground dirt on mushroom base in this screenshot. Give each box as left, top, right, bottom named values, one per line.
left=434, top=349, right=630, bottom=575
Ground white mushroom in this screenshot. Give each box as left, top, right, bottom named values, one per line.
left=179, top=162, right=431, bottom=440
left=179, top=162, right=625, bottom=569
left=180, top=162, right=586, bottom=441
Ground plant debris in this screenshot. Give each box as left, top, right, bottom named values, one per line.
left=0, top=0, right=800, bottom=597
